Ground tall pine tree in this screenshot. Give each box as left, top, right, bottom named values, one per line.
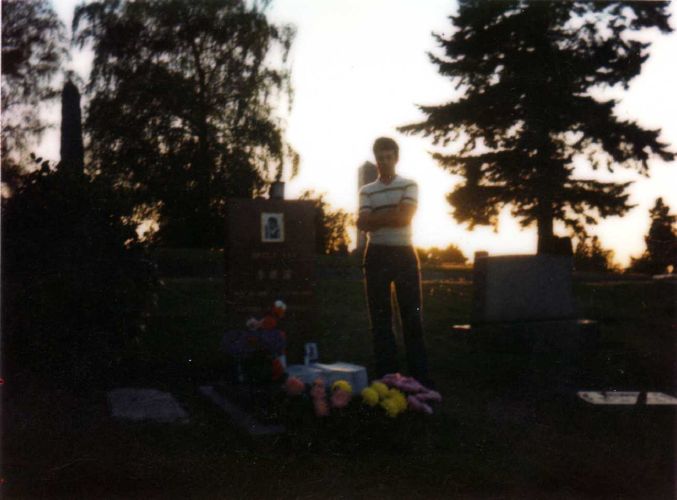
left=399, top=1, right=674, bottom=252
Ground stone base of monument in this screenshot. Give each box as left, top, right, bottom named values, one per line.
left=452, top=318, right=600, bottom=395
left=199, top=383, right=286, bottom=436
left=453, top=318, right=599, bottom=352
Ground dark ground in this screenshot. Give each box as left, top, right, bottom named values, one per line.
left=2, top=253, right=676, bottom=499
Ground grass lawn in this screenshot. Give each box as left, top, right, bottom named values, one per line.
left=3, top=266, right=675, bottom=499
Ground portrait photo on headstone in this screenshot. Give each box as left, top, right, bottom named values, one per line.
left=261, top=212, right=284, bottom=242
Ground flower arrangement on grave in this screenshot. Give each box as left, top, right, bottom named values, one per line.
left=281, top=372, right=441, bottom=418
left=220, top=299, right=288, bottom=383
left=277, top=373, right=442, bottom=452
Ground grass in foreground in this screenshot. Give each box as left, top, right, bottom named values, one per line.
left=3, top=276, right=675, bottom=499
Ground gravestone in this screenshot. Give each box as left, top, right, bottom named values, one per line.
left=472, top=254, right=576, bottom=323
left=456, top=250, right=599, bottom=394
left=224, top=196, right=316, bottom=362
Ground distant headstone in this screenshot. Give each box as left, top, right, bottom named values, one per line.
left=107, top=388, right=189, bottom=423
left=225, top=197, right=316, bottom=361
left=269, top=181, right=285, bottom=199
left=357, top=161, right=378, bottom=251
left=537, top=235, right=573, bottom=256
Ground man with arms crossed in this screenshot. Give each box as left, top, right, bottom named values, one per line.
left=357, top=137, right=433, bottom=387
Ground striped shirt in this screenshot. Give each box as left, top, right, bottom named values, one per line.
left=358, top=174, right=418, bottom=246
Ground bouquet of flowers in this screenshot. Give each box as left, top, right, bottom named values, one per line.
left=283, top=372, right=442, bottom=417
left=278, top=373, right=442, bottom=452
left=220, top=300, right=288, bottom=383
left=366, top=373, right=443, bottom=415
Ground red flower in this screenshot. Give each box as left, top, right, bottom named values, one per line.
left=260, top=314, right=277, bottom=330
left=284, top=376, right=305, bottom=396
left=272, top=358, right=285, bottom=380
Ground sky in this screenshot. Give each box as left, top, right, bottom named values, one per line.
left=41, top=0, right=677, bottom=266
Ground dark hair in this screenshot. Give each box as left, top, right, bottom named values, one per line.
left=372, top=137, right=399, bottom=158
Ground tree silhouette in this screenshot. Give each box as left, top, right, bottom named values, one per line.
left=573, top=235, right=618, bottom=273
left=1, top=80, right=158, bottom=387
left=73, top=0, right=298, bottom=247
left=630, top=197, right=676, bottom=274
left=299, top=190, right=354, bottom=255
left=399, top=1, right=674, bottom=252
left=1, top=0, right=66, bottom=195
left=417, top=244, right=468, bottom=266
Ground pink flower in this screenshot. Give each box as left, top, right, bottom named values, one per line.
left=380, top=373, right=433, bottom=395
left=416, top=390, right=442, bottom=403
left=310, top=379, right=326, bottom=400
left=398, top=379, right=426, bottom=393
left=313, top=398, right=330, bottom=416
left=330, top=388, right=352, bottom=409
left=310, top=379, right=329, bottom=416
left=407, top=395, right=433, bottom=414
left=380, top=373, right=404, bottom=386
left=284, top=376, right=305, bottom=396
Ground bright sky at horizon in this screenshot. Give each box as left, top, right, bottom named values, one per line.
left=40, top=0, right=677, bottom=266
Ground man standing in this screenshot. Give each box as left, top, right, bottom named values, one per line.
left=357, top=137, right=432, bottom=386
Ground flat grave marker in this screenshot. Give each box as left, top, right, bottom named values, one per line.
left=577, top=391, right=677, bottom=405
left=107, top=388, right=189, bottom=423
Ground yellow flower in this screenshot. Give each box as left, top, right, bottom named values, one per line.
left=361, top=387, right=379, bottom=407
left=332, top=380, right=352, bottom=394
left=387, top=389, right=408, bottom=412
left=370, top=382, right=389, bottom=399
left=380, top=397, right=402, bottom=418
left=382, top=388, right=407, bottom=413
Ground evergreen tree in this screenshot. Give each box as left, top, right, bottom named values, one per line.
left=630, top=197, right=676, bottom=274
left=73, top=0, right=298, bottom=247
left=399, top=1, right=674, bottom=252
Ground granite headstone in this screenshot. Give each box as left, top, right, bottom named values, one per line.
left=225, top=197, right=316, bottom=361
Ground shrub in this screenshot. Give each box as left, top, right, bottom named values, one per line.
left=2, top=162, right=158, bottom=387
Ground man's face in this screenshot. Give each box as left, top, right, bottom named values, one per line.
left=375, top=148, right=398, bottom=176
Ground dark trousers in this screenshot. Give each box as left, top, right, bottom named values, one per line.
left=363, top=244, right=430, bottom=380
